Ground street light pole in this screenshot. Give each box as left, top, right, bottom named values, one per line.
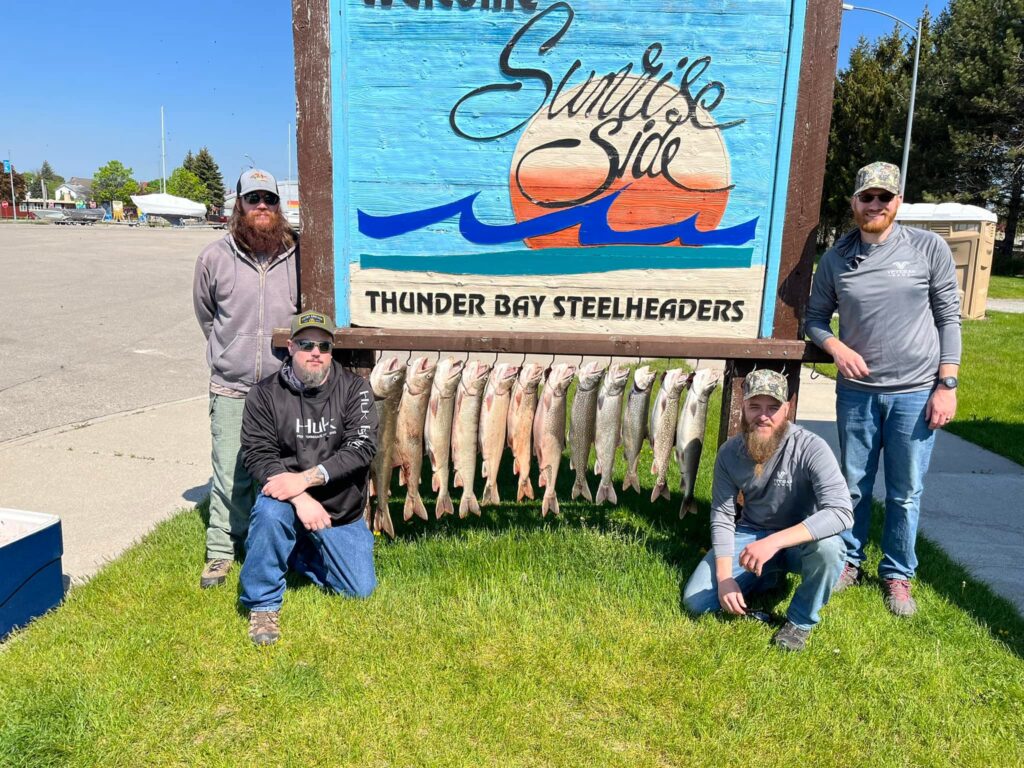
left=841, top=3, right=921, bottom=198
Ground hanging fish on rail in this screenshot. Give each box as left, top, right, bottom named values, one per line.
left=506, top=363, right=545, bottom=501
left=593, top=363, right=630, bottom=505
left=568, top=361, right=606, bottom=502
left=533, top=363, right=576, bottom=517
left=393, top=356, right=437, bottom=522
left=648, top=368, right=689, bottom=503
left=368, top=357, right=406, bottom=538
left=424, top=357, right=465, bottom=519
left=451, top=360, right=492, bottom=517
left=479, top=362, right=521, bottom=506
left=675, top=368, right=720, bottom=518
left=621, top=365, right=657, bottom=494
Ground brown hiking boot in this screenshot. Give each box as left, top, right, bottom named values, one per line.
left=200, top=558, right=233, bottom=589
left=833, top=562, right=862, bottom=594
left=771, top=621, right=811, bottom=652
left=248, top=610, right=281, bottom=646
left=883, top=578, right=918, bottom=617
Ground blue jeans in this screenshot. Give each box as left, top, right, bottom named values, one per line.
left=239, top=494, right=376, bottom=611
left=836, top=386, right=935, bottom=581
left=682, top=527, right=845, bottom=629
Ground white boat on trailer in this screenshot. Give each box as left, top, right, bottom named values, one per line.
left=130, top=193, right=207, bottom=226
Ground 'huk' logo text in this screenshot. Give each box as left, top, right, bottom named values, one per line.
left=295, top=416, right=337, bottom=440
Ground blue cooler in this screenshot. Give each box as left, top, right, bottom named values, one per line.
left=1, top=509, right=65, bottom=639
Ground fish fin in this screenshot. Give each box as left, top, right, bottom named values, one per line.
left=396, top=466, right=407, bottom=487
left=659, top=483, right=671, bottom=501
left=413, top=494, right=429, bottom=521
left=374, top=505, right=395, bottom=540
left=459, top=493, right=481, bottom=518
left=621, top=471, right=636, bottom=492
left=435, top=492, right=453, bottom=520
left=402, top=494, right=415, bottom=522
left=593, top=458, right=603, bottom=475
left=595, top=482, right=617, bottom=506
left=571, top=474, right=593, bottom=502
left=679, top=497, right=695, bottom=520
left=481, top=483, right=500, bottom=506
left=650, top=459, right=659, bottom=475
left=651, top=482, right=671, bottom=503
left=453, top=470, right=464, bottom=489
left=538, top=466, right=548, bottom=488
left=512, top=456, right=521, bottom=475
left=432, top=472, right=440, bottom=492
left=429, top=395, right=439, bottom=417
left=480, top=459, right=489, bottom=479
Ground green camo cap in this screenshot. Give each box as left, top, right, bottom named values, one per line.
left=743, top=369, right=788, bottom=402
left=290, top=310, right=336, bottom=338
left=853, top=161, right=901, bottom=196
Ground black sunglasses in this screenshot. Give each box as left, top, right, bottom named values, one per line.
left=243, top=191, right=280, bottom=206
left=294, top=340, right=333, bottom=354
left=856, top=191, right=896, bottom=204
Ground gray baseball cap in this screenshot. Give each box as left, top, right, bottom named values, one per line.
left=236, top=168, right=279, bottom=196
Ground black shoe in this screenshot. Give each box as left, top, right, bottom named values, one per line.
left=772, top=621, right=811, bottom=652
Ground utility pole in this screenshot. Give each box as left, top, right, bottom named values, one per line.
left=6, top=152, right=16, bottom=221
left=161, top=106, right=167, bottom=194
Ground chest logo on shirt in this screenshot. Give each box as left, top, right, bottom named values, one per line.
left=887, top=260, right=918, bottom=278
left=295, top=417, right=337, bottom=440
left=773, top=469, right=793, bottom=488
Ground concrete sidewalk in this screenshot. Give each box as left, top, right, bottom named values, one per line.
left=1, top=367, right=1020, bottom=616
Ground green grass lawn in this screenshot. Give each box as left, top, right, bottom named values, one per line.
left=987, top=275, right=1024, bottom=300
left=2, top=374, right=1022, bottom=767
left=947, top=311, right=1024, bottom=465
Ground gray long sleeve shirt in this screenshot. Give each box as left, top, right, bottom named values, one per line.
left=710, top=425, right=852, bottom=559
left=805, top=223, right=961, bottom=393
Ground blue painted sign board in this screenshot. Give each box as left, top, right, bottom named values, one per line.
left=331, top=0, right=808, bottom=339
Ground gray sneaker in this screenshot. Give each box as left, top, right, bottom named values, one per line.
left=883, top=578, right=918, bottom=617
left=833, top=562, right=862, bottom=593
left=248, top=610, right=281, bottom=646
left=771, top=621, right=811, bottom=652
left=200, top=558, right=233, bottom=589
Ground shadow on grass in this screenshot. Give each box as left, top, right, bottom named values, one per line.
left=945, top=419, right=1024, bottom=467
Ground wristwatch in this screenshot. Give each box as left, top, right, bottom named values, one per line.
left=939, top=376, right=958, bottom=389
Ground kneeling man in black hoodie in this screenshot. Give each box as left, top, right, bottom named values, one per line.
left=238, top=310, right=378, bottom=646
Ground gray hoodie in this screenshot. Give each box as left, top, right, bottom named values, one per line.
left=193, top=233, right=299, bottom=395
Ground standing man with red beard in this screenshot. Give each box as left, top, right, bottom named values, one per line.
left=806, top=162, right=961, bottom=617
left=683, top=370, right=852, bottom=651
left=193, top=169, right=299, bottom=589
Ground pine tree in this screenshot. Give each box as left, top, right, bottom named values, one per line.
left=182, top=150, right=196, bottom=175
left=192, top=147, right=226, bottom=209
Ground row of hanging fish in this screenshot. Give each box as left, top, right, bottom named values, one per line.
left=366, top=356, right=719, bottom=538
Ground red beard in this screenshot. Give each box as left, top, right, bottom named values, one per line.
left=231, top=208, right=294, bottom=256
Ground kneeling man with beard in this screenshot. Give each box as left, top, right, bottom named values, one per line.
left=238, top=311, right=378, bottom=646
left=683, top=370, right=853, bottom=651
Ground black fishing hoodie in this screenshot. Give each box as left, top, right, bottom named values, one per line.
left=241, top=359, right=378, bottom=525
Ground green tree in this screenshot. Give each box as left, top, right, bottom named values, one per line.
left=36, top=160, right=65, bottom=192
left=930, top=0, right=1024, bottom=262
left=142, top=178, right=164, bottom=194
left=182, top=150, right=196, bottom=175
left=166, top=167, right=207, bottom=204
left=92, top=160, right=139, bottom=204
left=192, top=147, right=226, bottom=209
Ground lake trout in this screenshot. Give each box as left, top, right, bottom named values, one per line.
left=451, top=360, right=491, bottom=517
left=648, top=368, right=689, bottom=503
left=506, top=363, right=545, bottom=501
left=569, top=362, right=606, bottom=502
left=593, top=363, right=630, bottom=505
left=621, top=365, right=656, bottom=493
left=478, top=362, right=521, bottom=506
left=675, top=368, right=719, bottom=518
left=393, top=356, right=437, bottom=522
left=533, top=363, right=576, bottom=516
left=368, top=357, right=406, bottom=538
left=424, top=357, right=465, bottom=519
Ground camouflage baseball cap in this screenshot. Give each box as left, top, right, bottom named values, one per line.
left=743, top=369, right=788, bottom=402
left=290, top=310, right=336, bottom=338
left=853, top=161, right=900, bottom=196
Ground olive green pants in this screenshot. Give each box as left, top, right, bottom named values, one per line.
left=206, top=394, right=256, bottom=560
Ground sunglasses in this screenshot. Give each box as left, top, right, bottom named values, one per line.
left=243, top=191, right=280, bottom=206
left=856, top=191, right=896, bottom=204
left=294, top=340, right=333, bottom=354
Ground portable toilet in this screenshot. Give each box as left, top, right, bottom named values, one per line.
left=895, top=203, right=998, bottom=319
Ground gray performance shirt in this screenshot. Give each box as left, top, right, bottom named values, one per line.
left=710, top=425, right=853, bottom=559
left=806, top=223, right=962, bottom=393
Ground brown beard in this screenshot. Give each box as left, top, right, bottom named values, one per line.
left=854, top=204, right=897, bottom=235
left=742, top=417, right=790, bottom=475
left=230, top=204, right=295, bottom=256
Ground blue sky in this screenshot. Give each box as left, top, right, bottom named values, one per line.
left=3, top=1, right=946, bottom=184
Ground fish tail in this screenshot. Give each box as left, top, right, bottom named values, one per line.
left=404, top=492, right=428, bottom=522
left=650, top=481, right=670, bottom=503
left=435, top=491, right=454, bottom=520
left=595, top=481, right=617, bottom=506
left=459, top=493, right=481, bottom=518
left=517, top=476, right=534, bottom=501
left=572, top=473, right=593, bottom=502
left=373, top=505, right=395, bottom=540
left=679, top=495, right=695, bottom=519
left=622, top=469, right=638, bottom=493
left=481, top=482, right=500, bottom=506
left=541, top=492, right=560, bottom=517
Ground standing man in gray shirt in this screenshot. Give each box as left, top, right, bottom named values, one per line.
left=683, top=370, right=853, bottom=652
left=193, top=169, right=299, bottom=589
left=806, top=161, right=961, bottom=617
